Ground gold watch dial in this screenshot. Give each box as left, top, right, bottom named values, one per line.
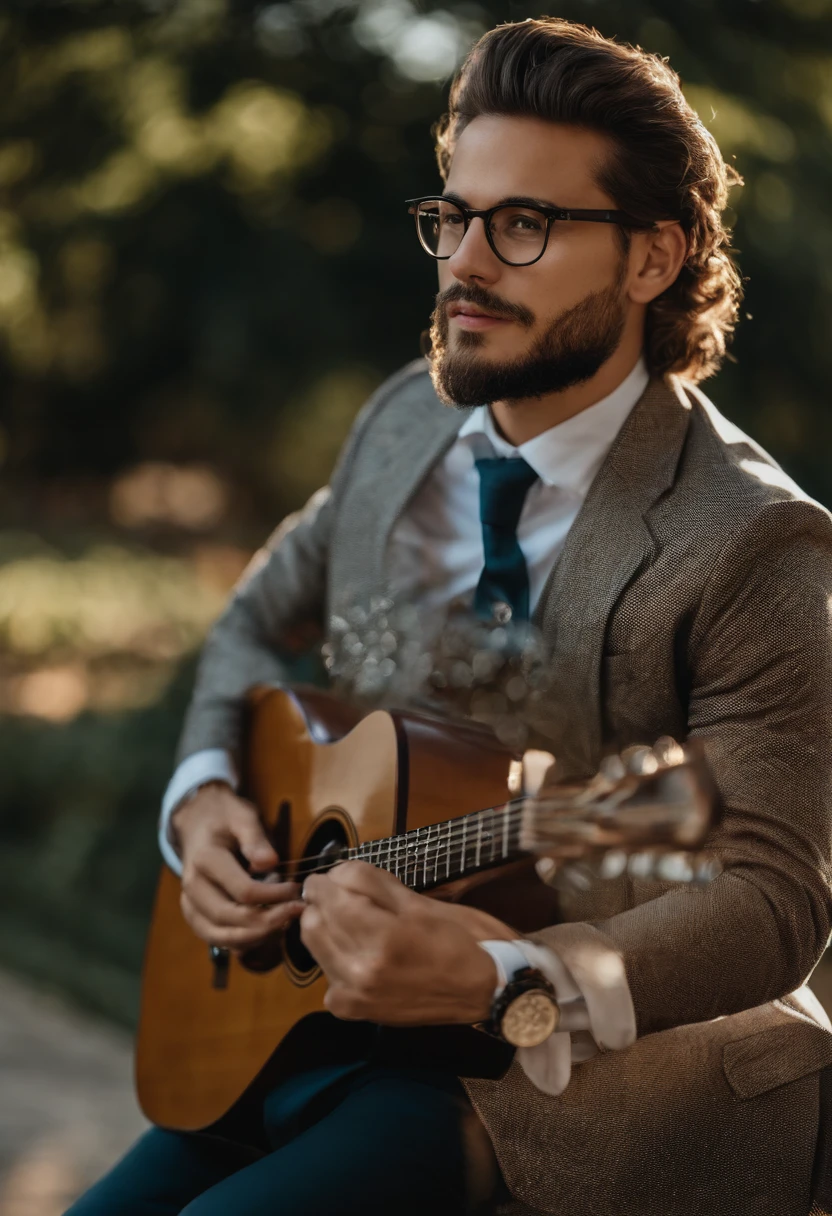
left=501, top=989, right=560, bottom=1048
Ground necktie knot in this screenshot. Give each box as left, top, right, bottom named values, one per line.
left=475, top=457, right=539, bottom=529
left=474, top=456, right=539, bottom=622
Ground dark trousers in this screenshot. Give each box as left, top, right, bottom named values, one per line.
left=64, top=1062, right=502, bottom=1216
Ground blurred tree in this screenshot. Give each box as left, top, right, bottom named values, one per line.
left=0, top=0, right=830, bottom=529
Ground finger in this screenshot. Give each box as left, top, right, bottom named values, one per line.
left=300, top=875, right=380, bottom=935
left=186, top=872, right=303, bottom=931
left=194, top=847, right=300, bottom=906
left=300, top=886, right=392, bottom=970
left=181, top=891, right=304, bottom=949
left=325, top=860, right=411, bottom=912
left=299, top=904, right=343, bottom=979
left=227, top=801, right=279, bottom=874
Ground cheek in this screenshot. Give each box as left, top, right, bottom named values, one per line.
left=542, top=232, right=620, bottom=294
left=437, top=263, right=453, bottom=294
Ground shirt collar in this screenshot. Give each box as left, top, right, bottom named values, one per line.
left=457, top=357, right=650, bottom=496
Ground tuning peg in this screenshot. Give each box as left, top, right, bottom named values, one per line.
left=521, top=749, right=556, bottom=796
left=599, top=850, right=628, bottom=880
left=627, top=851, right=658, bottom=879
left=652, top=737, right=685, bottom=768
left=654, top=852, right=696, bottom=882
left=620, top=745, right=659, bottom=776
left=539, top=860, right=598, bottom=892
left=598, top=753, right=627, bottom=782
left=694, top=856, right=722, bottom=884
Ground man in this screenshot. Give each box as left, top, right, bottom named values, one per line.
left=68, top=17, right=832, bottom=1216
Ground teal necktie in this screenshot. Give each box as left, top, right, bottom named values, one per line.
left=474, top=456, right=539, bottom=622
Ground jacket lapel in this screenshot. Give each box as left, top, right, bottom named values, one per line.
left=532, top=378, right=692, bottom=774
left=337, top=370, right=469, bottom=600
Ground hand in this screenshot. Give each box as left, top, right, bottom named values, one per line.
left=300, top=861, right=503, bottom=1026
left=173, top=782, right=304, bottom=950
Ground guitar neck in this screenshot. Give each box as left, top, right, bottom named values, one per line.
left=346, top=800, right=528, bottom=891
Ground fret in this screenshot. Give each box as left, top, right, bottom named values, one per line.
left=402, top=831, right=412, bottom=889
left=346, top=802, right=517, bottom=893
left=412, top=827, right=423, bottom=889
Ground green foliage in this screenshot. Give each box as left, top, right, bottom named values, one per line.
left=0, top=662, right=194, bottom=1023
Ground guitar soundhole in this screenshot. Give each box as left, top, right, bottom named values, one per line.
left=284, top=816, right=350, bottom=982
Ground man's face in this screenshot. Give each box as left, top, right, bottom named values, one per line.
left=429, top=116, right=631, bottom=407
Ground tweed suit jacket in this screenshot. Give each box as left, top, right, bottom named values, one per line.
left=177, top=360, right=832, bottom=1216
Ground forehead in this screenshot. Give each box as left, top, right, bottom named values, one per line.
left=445, top=115, right=614, bottom=208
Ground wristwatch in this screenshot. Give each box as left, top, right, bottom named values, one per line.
left=485, top=965, right=560, bottom=1047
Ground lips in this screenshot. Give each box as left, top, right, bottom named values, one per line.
left=447, top=302, right=506, bottom=321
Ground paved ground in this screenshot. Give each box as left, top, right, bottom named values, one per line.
left=0, top=972, right=147, bottom=1216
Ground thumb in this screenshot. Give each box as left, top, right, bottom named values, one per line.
left=231, top=804, right=279, bottom=872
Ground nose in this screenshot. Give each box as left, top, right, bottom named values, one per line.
left=446, top=216, right=502, bottom=286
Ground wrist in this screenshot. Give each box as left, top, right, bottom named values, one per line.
left=468, top=941, right=502, bottom=1022
left=478, top=940, right=533, bottom=997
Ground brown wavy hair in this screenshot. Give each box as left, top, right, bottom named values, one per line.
left=434, top=19, right=743, bottom=384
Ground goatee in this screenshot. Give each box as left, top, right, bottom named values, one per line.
left=427, top=273, right=627, bottom=408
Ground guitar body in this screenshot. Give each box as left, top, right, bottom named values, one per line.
left=136, top=685, right=518, bottom=1131
left=136, top=685, right=716, bottom=1132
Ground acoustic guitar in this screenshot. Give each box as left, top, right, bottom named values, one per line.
left=136, top=684, right=718, bottom=1131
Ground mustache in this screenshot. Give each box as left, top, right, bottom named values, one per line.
left=434, top=282, right=535, bottom=328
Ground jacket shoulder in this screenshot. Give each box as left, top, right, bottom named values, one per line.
left=329, top=358, right=441, bottom=490
left=364, top=358, right=437, bottom=415
left=677, top=380, right=832, bottom=544
left=361, top=357, right=448, bottom=425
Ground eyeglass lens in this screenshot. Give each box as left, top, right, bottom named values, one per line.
left=415, top=200, right=548, bottom=265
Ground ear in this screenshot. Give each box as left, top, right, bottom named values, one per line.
left=627, top=221, right=688, bottom=305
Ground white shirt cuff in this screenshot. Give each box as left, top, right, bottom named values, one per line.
left=480, top=931, right=636, bottom=1097
left=158, top=749, right=239, bottom=875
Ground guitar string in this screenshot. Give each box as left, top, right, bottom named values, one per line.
left=286, top=792, right=620, bottom=883
left=287, top=797, right=530, bottom=882
left=288, top=833, right=708, bottom=889
left=290, top=840, right=520, bottom=887
left=286, top=783, right=637, bottom=882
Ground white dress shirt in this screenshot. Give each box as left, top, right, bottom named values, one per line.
left=158, top=357, right=648, bottom=1091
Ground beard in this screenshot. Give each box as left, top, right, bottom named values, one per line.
left=427, top=270, right=628, bottom=408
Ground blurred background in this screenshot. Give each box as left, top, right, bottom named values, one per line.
left=0, top=0, right=831, bottom=1210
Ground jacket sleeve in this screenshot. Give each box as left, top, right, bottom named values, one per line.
left=532, top=499, right=832, bottom=1037
left=174, top=363, right=418, bottom=766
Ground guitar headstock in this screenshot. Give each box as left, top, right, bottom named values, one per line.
left=520, top=737, right=720, bottom=885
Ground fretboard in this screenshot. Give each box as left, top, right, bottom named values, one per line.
left=345, top=799, right=527, bottom=891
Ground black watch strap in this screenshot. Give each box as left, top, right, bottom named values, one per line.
left=483, top=965, right=558, bottom=1044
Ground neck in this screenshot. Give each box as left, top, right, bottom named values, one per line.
left=490, top=332, right=645, bottom=447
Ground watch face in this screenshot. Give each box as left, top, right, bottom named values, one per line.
left=501, top=989, right=560, bottom=1048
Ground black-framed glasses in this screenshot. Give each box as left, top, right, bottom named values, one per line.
left=406, top=195, right=656, bottom=267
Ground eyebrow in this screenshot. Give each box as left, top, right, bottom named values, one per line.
left=442, top=190, right=561, bottom=211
